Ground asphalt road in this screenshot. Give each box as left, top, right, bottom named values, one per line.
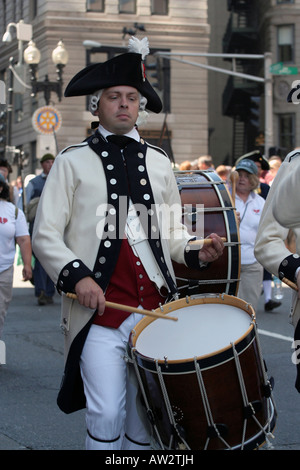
left=0, top=263, right=299, bottom=451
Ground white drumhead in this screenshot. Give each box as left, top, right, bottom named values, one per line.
left=135, top=303, right=252, bottom=361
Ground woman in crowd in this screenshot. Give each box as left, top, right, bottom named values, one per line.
left=234, top=159, right=265, bottom=311
left=0, top=174, right=32, bottom=339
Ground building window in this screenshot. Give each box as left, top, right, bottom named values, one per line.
left=119, top=0, right=136, bottom=14
left=29, top=0, right=38, bottom=19
left=278, top=113, right=295, bottom=153
left=87, top=0, right=104, bottom=12
left=277, top=25, right=294, bottom=62
left=15, top=0, right=24, bottom=21
left=151, top=0, right=168, bottom=15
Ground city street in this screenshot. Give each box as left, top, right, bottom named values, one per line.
left=0, top=262, right=300, bottom=451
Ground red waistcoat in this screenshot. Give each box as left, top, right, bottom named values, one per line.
left=93, top=237, right=165, bottom=328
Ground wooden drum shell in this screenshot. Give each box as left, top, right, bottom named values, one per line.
left=173, top=170, right=240, bottom=297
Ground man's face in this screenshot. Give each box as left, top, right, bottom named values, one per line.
left=94, top=86, right=140, bottom=135
left=0, top=167, right=9, bottom=180
left=254, top=161, right=262, bottom=176
left=41, top=159, right=54, bottom=175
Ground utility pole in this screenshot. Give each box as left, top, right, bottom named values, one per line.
left=264, top=52, right=273, bottom=157
left=6, top=57, right=14, bottom=157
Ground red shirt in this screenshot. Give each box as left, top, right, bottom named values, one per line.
left=93, top=237, right=165, bottom=328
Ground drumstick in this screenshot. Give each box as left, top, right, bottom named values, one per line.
left=230, top=170, right=239, bottom=206
left=282, top=277, right=298, bottom=292
left=189, top=237, right=226, bottom=246
left=65, top=293, right=178, bottom=321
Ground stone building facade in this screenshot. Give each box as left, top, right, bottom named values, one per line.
left=0, top=0, right=210, bottom=175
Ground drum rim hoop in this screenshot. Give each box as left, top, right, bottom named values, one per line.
left=131, top=327, right=256, bottom=373
left=130, top=294, right=256, bottom=373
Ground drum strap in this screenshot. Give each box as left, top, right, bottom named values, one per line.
left=126, top=200, right=169, bottom=292
left=240, top=202, right=249, bottom=224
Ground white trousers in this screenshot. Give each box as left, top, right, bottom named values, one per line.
left=80, top=313, right=151, bottom=450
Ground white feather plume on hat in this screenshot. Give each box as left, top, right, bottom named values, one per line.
left=128, top=37, right=151, bottom=125
left=128, top=36, right=150, bottom=60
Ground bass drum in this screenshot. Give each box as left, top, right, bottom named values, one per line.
left=130, top=294, right=276, bottom=450
left=173, top=170, right=240, bottom=297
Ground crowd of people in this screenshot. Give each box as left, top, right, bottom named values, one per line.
left=1, top=35, right=300, bottom=450
left=177, top=149, right=286, bottom=313
left=177, top=149, right=282, bottom=188
left=0, top=152, right=58, bottom=351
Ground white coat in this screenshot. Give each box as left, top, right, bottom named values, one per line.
left=255, top=149, right=300, bottom=329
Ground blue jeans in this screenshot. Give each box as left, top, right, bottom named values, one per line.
left=33, top=257, right=55, bottom=298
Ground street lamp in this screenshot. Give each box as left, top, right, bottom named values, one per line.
left=2, top=20, right=32, bottom=66
left=23, top=39, right=69, bottom=105
left=1, top=20, right=32, bottom=161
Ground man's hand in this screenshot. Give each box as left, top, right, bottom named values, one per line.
left=75, top=277, right=106, bottom=315
left=198, top=233, right=224, bottom=263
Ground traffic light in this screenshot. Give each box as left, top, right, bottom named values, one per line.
left=0, top=110, right=6, bottom=146
left=249, top=95, right=261, bottom=129
left=145, top=56, right=164, bottom=91
left=144, top=51, right=170, bottom=112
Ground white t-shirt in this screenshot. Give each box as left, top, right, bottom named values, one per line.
left=0, top=200, right=29, bottom=273
left=235, top=191, right=265, bottom=265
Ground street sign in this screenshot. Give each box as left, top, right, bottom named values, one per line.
left=270, top=62, right=298, bottom=75
left=32, top=106, right=62, bottom=135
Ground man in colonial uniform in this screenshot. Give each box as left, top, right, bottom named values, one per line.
left=255, top=149, right=300, bottom=393
left=32, top=37, right=224, bottom=450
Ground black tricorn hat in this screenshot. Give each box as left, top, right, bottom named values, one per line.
left=64, top=51, right=162, bottom=113
left=235, top=150, right=270, bottom=171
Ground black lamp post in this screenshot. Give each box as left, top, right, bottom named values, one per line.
left=23, top=40, right=69, bottom=105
